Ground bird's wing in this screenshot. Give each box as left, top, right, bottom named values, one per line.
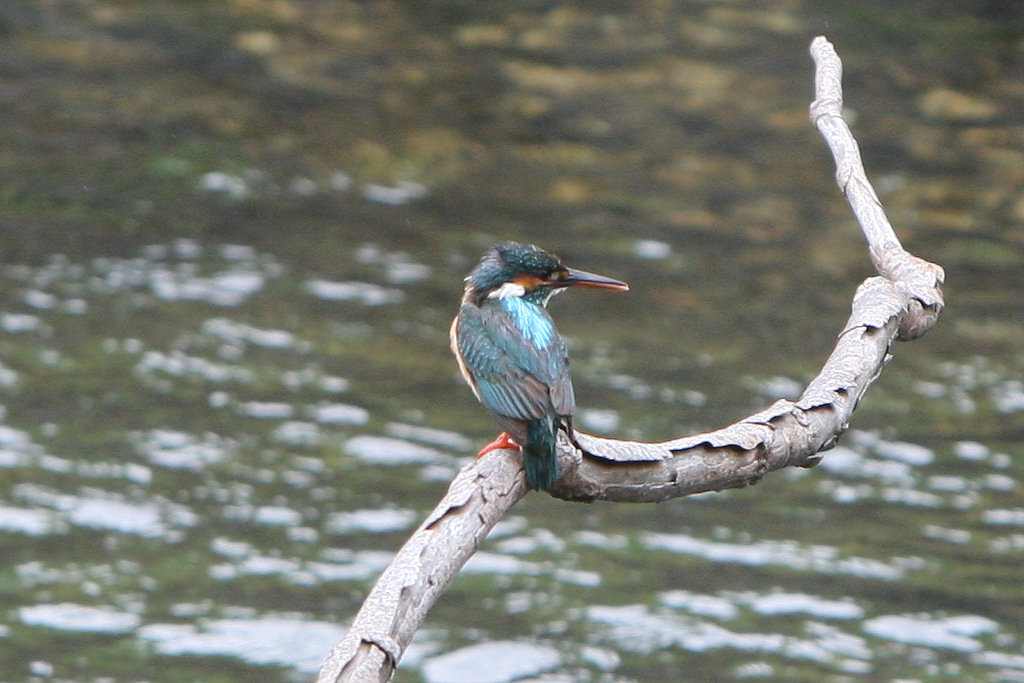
left=456, top=303, right=575, bottom=421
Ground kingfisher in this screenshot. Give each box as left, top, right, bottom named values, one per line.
left=450, top=242, right=628, bottom=490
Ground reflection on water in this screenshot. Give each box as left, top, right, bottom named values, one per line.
left=1, top=2, right=1023, bottom=682
left=421, top=641, right=562, bottom=683
left=20, top=603, right=143, bottom=635
left=138, top=617, right=348, bottom=675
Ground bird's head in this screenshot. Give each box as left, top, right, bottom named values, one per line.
left=465, top=242, right=628, bottom=306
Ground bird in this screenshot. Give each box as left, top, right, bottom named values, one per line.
left=450, top=242, right=628, bottom=490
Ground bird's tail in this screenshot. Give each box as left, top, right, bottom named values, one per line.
left=524, top=417, right=559, bottom=490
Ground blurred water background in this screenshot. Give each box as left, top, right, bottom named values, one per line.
left=1, top=1, right=1023, bottom=681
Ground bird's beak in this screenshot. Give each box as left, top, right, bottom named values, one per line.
left=558, top=267, right=629, bottom=292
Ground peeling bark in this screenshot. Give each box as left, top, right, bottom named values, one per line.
left=317, top=37, right=945, bottom=683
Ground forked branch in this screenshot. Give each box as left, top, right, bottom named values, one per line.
left=317, top=36, right=945, bottom=683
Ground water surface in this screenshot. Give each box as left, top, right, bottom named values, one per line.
left=1, top=2, right=1023, bottom=681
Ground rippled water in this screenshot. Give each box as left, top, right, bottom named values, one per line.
left=4, top=240, right=1024, bottom=681
left=2, top=1, right=1023, bottom=682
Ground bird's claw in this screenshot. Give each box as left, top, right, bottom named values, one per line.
left=477, top=432, right=520, bottom=458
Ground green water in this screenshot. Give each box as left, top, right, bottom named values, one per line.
left=1, top=1, right=1023, bottom=681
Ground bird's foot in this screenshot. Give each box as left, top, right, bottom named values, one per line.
left=477, top=432, right=520, bottom=458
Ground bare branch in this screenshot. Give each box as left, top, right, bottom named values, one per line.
left=544, top=36, right=944, bottom=500
left=317, top=453, right=527, bottom=683
left=317, top=36, right=945, bottom=682
left=807, top=36, right=945, bottom=341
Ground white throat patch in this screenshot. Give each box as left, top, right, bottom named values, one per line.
left=487, top=281, right=527, bottom=300
left=545, top=287, right=566, bottom=305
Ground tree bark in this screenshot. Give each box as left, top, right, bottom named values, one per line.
left=317, top=36, right=945, bottom=683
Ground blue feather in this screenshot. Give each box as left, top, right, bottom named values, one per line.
left=453, top=297, right=576, bottom=489
left=501, top=297, right=556, bottom=349
left=524, top=417, right=558, bottom=490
